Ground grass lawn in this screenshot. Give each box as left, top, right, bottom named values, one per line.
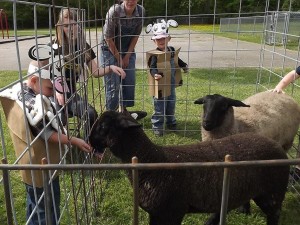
left=0, top=68, right=300, bottom=224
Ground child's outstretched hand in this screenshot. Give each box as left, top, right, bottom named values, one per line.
left=111, top=65, right=126, bottom=79
left=71, top=137, right=92, bottom=153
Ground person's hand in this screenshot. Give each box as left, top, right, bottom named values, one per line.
left=122, top=54, right=130, bottom=68
left=154, top=74, right=163, bottom=80
left=111, top=65, right=126, bottom=79
left=71, top=137, right=92, bottom=153
left=272, top=87, right=285, bottom=94
left=55, top=91, right=65, bottom=105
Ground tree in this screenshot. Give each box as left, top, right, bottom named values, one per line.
left=282, top=0, right=300, bottom=11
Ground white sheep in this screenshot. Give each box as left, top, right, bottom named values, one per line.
left=194, top=91, right=300, bottom=151
left=89, top=110, right=289, bottom=225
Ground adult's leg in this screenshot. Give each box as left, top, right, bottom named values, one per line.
left=100, top=47, right=120, bottom=111
left=122, top=52, right=136, bottom=108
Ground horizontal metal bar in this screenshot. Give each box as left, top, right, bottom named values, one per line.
left=1, top=158, right=300, bottom=171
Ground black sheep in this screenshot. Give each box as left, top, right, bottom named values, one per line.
left=89, top=111, right=289, bottom=225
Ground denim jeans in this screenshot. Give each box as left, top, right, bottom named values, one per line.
left=151, top=86, right=176, bottom=129
left=151, top=52, right=177, bottom=129
left=100, top=47, right=136, bottom=110
left=25, top=177, right=60, bottom=225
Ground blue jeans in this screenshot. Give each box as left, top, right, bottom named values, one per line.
left=25, top=177, right=60, bottom=225
left=151, top=86, right=176, bottom=129
left=100, top=46, right=136, bottom=110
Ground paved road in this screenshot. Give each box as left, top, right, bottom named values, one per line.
left=0, top=30, right=299, bottom=71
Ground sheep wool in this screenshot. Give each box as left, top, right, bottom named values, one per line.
left=89, top=111, right=289, bottom=225
left=195, top=91, right=300, bottom=151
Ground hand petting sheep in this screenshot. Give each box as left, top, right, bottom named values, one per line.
left=89, top=110, right=289, bottom=225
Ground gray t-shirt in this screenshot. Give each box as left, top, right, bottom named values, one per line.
left=101, top=3, right=145, bottom=53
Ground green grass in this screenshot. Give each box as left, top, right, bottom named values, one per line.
left=1, top=68, right=300, bottom=224
left=5, top=28, right=53, bottom=37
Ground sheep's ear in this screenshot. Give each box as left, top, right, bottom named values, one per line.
left=145, top=24, right=153, bottom=34
left=194, top=97, right=205, bottom=105
left=226, top=98, right=250, bottom=107
left=119, top=117, right=142, bottom=129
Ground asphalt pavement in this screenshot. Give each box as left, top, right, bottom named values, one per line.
left=0, top=30, right=299, bottom=71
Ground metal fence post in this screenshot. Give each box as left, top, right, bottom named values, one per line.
left=219, top=154, right=232, bottom=225
left=1, top=158, right=13, bottom=225
left=132, top=156, right=139, bottom=225
left=42, top=158, right=52, bottom=225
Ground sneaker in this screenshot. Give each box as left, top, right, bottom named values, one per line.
left=128, top=110, right=147, bottom=120
left=167, top=124, right=177, bottom=131
left=153, top=129, right=163, bottom=136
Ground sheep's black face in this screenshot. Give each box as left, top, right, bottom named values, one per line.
left=89, top=111, right=121, bottom=153
left=195, top=94, right=250, bottom=131
left=195, top=94, right=229, bottom=131
left=88, top=111, right=142, bottom=154
left=203, top=97, right=229, bottom=130
left=89, top=117, right=110, bottom=154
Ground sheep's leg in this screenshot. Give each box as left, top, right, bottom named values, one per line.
left=237, top=201, right=251, bottom=214
left=204, top=213, right=220, bottom=225
left=253, top=196, right=282, bottom=225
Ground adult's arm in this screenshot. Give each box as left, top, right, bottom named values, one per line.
left=106, top=38, right=121, bottom=66
left=103, top=5, right=122, bottom=65
left=122, top=6, right=144, bottom=68
left=122, top=36, right=139, bottom=68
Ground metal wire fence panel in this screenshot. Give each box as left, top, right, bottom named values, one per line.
left=220, top=15, right=266, bottom=33
left=220, top=11, right=300, bottom=45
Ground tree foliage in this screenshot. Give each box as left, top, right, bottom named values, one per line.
left=0, top=0, right=299, bottom=29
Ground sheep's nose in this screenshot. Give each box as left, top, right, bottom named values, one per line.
left=202, top=121, right=215, bottom=131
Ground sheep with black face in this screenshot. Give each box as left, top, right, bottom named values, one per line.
left=194, top=91, right=300, bottom=151
left=89, top=110, right=289, bottom=225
